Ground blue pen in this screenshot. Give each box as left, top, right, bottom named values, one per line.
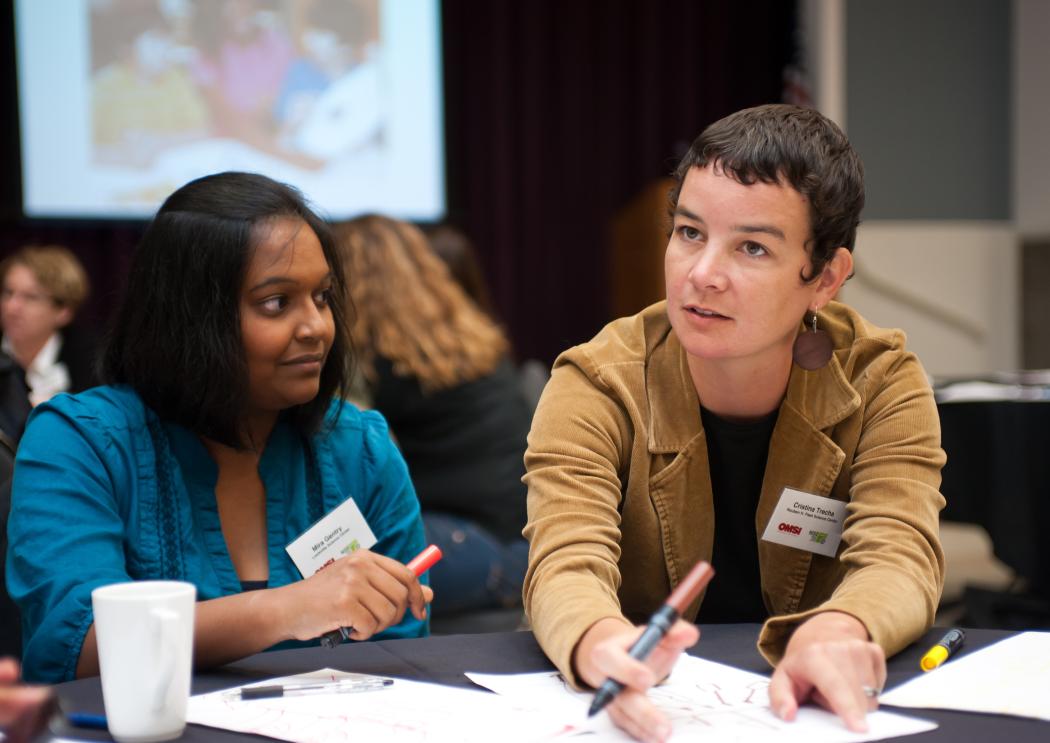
left=67, top=712, right=108, bottom=730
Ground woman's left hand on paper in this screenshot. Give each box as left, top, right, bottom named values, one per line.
left=767, top=611, right=886, bottom=732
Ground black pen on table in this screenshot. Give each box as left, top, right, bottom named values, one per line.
left=587, top=560, right=715, bottom=718
left=319, top=544, right=443, bottom=648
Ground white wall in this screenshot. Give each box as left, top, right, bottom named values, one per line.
left=839, top=222, right=1018, bottom=377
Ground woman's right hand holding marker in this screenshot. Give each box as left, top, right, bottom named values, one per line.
left=573, top=617, right=700, bottom=743
left=282, top=550, right=433, bottom=642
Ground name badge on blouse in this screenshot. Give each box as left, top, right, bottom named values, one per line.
left=760, top=487, right=846, bottom=558
left=285, top=496, right=377, bottom=576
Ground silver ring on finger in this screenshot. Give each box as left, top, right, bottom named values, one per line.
left=861, top=685, right=882, bottom=699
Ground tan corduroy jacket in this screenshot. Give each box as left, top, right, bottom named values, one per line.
left=522, top=300, right=945, bottom=684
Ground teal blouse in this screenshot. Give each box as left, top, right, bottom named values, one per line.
left=7, top=385, right=428, bottom=683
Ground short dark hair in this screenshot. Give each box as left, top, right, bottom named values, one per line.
left=102, top=171, right=351, bottom=446
left=671, top=104, right=864, bottom=282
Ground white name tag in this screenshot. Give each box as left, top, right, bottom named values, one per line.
left=285, top=496, right=377, bottom=576
left=760, top=487, right=846, bottom=558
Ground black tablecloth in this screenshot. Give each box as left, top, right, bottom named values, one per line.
left=53, top=625, right=1048, bottom=742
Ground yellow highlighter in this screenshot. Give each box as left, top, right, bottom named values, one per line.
left=920, top=628, right=966, bottom=671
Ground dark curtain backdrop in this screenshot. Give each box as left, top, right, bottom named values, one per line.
left=0, top=0, right=797, bottom=363
left=442, top=0, right=796, bottom=362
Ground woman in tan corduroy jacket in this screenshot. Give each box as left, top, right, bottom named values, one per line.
left=523, top=105, right=944, bottom=743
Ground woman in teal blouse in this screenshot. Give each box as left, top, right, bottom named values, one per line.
left=6, top=172, right=432, bottom=683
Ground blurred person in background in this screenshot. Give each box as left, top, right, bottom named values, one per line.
left=335, top=215, right=531, bottom=617
left=424, top=223, right=498, bottom=319
left=0, top=246, right=97, bottom=413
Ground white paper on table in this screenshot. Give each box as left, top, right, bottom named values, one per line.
left=469, top=655, right=937, bottom=743
left=880, top=631, right=1050, bottom=721
left=187, top=668, right=573, bottom=743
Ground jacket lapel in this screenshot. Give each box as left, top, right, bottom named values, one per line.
left=641, top=316, right=864, bottom=620
left=645, top=328, right=702, bottom=454
left=756, top=352, right=860, bottom=614
left=645, top=332, right=712, bottom=620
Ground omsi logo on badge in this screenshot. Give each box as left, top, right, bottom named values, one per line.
left=777, top=522, right=802, bottom=535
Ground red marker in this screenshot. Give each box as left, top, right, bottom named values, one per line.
left=319, top=544, right=443, bottom=648
left=407, top=544, right=443, bottom=575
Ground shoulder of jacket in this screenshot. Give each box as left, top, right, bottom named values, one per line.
left=554, top=301, right=671, bottom=381
left=822, top=302, right=926, bottom=394
left=824, top=301, right=908, bottom=354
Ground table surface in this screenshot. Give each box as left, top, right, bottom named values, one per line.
left=54, top=624, right=1048, bottom=742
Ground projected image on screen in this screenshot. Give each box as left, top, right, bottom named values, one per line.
left=16, top=0, right=444, bottom=220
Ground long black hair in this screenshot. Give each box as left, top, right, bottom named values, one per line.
left=102, top=171, right=351, bottom=446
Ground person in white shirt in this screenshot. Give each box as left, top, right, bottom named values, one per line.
left=0, top=246, right=92, bottom=407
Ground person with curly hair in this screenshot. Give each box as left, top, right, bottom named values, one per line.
left=334, top=215, right=531, bottom=617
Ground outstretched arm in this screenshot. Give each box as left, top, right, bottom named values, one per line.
left=75, top=549, right=432, bottom=678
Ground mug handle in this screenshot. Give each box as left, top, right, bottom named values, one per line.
left=150, top=607, right=179, bottom=714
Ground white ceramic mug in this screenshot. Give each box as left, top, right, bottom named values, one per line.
left=91, top=581, right=196, bottom=743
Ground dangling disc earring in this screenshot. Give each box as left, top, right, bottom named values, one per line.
left=792, top=312, right=833, bottom=370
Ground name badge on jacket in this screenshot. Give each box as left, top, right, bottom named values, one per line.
left=285, top=496, right=377, bottom=576
left=760, top=487, right=846, bottom=558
